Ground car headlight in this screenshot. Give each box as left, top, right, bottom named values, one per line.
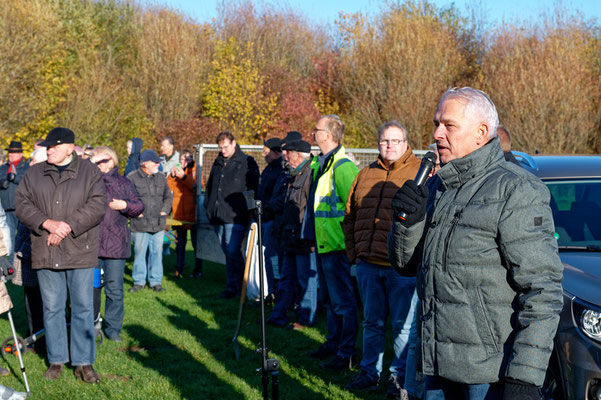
left=582, top=310, right=601, bottom=339
left=573, top=298, right=601, bottom=342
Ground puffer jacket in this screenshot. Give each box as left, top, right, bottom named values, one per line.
left=387, top=138, right=563, bottom=386
left=343, top=148, right=420, bottom=265
left=204, top=145, right=259, bottom=226
left=128, top=168, right=173, bottom=233
left=99, top=167, right=144, bottom=258
left=15, top=154, right=106, bottom=270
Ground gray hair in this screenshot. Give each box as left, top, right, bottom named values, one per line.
left=298, top=152, right=311, bottom=159
left=439, top=87, right=499, bottom=139
left=378, top=120, right=408, bottom=140
left=31, top=148, right=48, bottom=164
left=321, top=114, right=345, bottom=143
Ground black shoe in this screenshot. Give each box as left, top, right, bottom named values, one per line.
left=218, top=290, right=237, bottom=299
left=346, top=371, right=379, bottom=391
left=386, top=374, right=408, bottom=398
left=108, top=334, right=123, bottom=343
left=320, top=355, right=353, bottom=370
left=190, top=271, right=203, bottom=278
left=151, top=285, right=165, bottom=292
left=128, top=284, right=144, bottom=293
left=307, top=343, right=337, bottom=359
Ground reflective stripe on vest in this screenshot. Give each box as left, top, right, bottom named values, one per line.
left=314, top=158, right=352, bottom=218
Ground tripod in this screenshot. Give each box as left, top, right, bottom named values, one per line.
left=244, top=191, right=280, bottom=400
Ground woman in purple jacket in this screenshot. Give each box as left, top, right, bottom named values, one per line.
left=91, top=146, right=144, bottom=342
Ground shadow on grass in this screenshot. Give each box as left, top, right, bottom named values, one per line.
left=153, top=297, right=330, bottom=400
left=125, top=323, right=248, bottom=399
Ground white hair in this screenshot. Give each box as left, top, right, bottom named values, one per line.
left=31, top=148, right=48, bottom=164
left=439, top=87, right=499, bottom=139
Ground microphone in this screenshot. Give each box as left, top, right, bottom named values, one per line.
left=398, top=151, right=438, bottom=221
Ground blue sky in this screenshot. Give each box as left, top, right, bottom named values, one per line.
left=145, top=0, right=601, bottom=25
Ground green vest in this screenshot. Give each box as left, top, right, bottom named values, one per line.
left=312, top=146, right=358, bottom=254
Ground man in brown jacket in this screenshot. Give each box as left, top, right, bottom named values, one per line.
left=15, top=127, right=106, bottom=383
left=343, top=120, right=421, bottom=395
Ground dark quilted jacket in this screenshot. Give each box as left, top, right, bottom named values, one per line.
left=388, top=138, right=563, bottom=386
left=99, top=167, right=144, bottom=258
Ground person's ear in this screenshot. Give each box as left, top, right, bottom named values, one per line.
left=476, top=123, right=489, bottom=144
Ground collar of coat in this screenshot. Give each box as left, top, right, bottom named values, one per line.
left=43, top=152, right=80, bottom=179
left=375, top=146, right=417, bottom=171
left=437, top=137, right=504, bottom=190
left=216, top=144, right=245, bottom=166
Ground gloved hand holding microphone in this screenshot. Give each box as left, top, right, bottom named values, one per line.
left=391, top=151, right=437, bottom=226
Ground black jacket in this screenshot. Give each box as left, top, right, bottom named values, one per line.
left=280, top=157, right=314, bottom=253
left=204, top=145, right=259, bottom=226
left=127, top=168, right=173, bottom=233
left=257, top=157, right=286, bottom=222
left=0, top=158, right=29, bottom=211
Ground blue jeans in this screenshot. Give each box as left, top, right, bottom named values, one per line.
left=404, top=292, right=424, bottom=398
left=269, top=252, right=318, bottom=326
left=214, top=223, right=246, bottom=293
left=316, top=250, right=358, bottom=358
left=38, top=268, right=95, bottom=365
left=424, top=376, right=503, bottom=400
left=96, top=258, right=125, bottom=338
left=175, top=227, right=197, bottom=273
left=262, top=220, right=279, bottom=293
left=132, top=231, right=164, bottom=287
left=4, top=210, right=17, bottom=260
left=356, top=261, right=417, bottom=381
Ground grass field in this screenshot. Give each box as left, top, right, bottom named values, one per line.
left=0, top=243, right=399, bottom=399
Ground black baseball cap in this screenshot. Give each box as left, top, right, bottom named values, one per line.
left=39, top=127, right=75, bottom=147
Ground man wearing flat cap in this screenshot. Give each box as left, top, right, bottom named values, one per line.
left=127, top=149, right=173, bottom=293
left=266, top=139, right=319, bottom=330
left=0, top=140, right=29, bottom=259
left=16, top=127, right=106, bottom=383
left=257, top=137, right=286, bottom=298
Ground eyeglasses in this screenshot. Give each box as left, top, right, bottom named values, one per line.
left=379, top=139, right=407, bottom=146
left=312, top=128, right=328, bottom=134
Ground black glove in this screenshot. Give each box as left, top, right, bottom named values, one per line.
left=391, top=180, right=429, bottom=227
left=6, top=172, right=16, bottom=182
left=503, top=378, right=542, bottom=400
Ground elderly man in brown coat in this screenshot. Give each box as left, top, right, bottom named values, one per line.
left=343, top=120, right=421, bottom=396
left=16, top=127, right=106, bottom=383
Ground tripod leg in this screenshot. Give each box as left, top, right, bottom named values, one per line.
left=262, top=371, right=269, bottom=400
left=272, top=371, right=279, bottom=400
left=6, top=311, right=30, bottom=395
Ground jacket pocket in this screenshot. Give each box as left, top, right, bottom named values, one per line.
left=467, top=288, right=499, bottom=357
left=442, top=209, right=462, bottom=272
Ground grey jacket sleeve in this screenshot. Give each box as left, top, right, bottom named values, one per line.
left=161, top=176, right=174, bottom=216
left=388, top=218, right=426, bottom=277
left=499, top=177, right=564, bottom=386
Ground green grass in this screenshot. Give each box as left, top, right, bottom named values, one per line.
left=0, top=244, right=398, bottom=399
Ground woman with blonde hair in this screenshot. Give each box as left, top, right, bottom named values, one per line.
left=90, top=146, right=143, bottom=342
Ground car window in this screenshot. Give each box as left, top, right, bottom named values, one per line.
left=545, top=179, right=601, bottom=246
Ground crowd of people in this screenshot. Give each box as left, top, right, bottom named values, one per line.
left=0, top=87, right=563, bottom=400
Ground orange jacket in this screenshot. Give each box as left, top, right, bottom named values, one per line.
left=167, top=165, right=196, bottom=226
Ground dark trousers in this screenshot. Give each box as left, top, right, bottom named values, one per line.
left=24, top=286, right=46, bottom=353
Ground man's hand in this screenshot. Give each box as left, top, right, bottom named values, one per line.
left=108, top=199, right=127, bottom=211
left=391, top=180, right=429, bottom=227
left=160, top=211, right=167, bottom=216
left=42, top=219, right=72, bottom=238
left=503, top=378, right=542, bottom=400
left=47, top=233, right=63, bottom=247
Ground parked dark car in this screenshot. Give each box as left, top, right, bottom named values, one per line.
left=515, top=152, right=601, bottom=400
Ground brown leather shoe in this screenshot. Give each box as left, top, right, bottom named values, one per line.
left=74, top=365, right=101, bottom=383
left=43, top=364, right=64, bottom=380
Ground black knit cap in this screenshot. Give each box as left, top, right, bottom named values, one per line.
left=39, top=127, right=75, bottom=147
left=264, top=137, right=282, bottom=151
left=283, top=139, right=311, bottom=153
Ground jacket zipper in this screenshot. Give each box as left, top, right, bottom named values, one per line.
left=368, top=169, right=391, bottom=251
left=442, top=210, right=462, bottom=272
